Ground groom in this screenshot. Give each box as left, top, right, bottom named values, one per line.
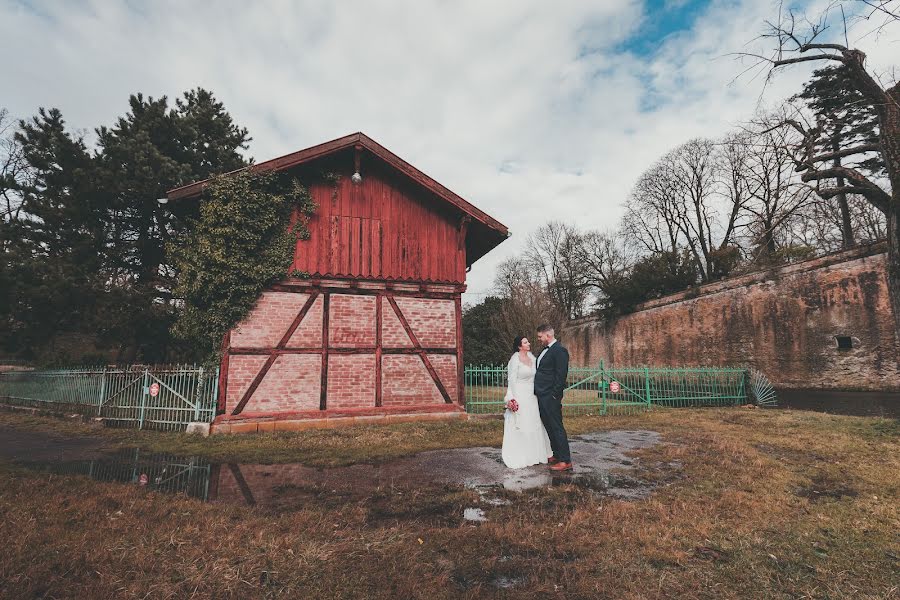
left=534, top=323, right=572, bottom=471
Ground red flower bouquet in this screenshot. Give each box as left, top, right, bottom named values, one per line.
left=506, top=398, right=519, bottom=412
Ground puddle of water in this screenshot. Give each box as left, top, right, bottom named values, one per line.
left=14, top=430, right=663, bottom=514
left=463, top=507, right=486, bottom=522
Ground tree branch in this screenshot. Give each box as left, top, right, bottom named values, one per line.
left=811, top=142, right=882, bottom=163
left=801, top=166, right=891, bottom=213
left=773, top=53, right=844, bottom=67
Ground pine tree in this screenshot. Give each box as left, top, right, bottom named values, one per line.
left=793, top=65, right=885, bottom=248
left=94, top=89, right=250, bottom=361
left=7, top=108, right=107, bottom=361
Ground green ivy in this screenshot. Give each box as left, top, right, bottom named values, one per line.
left=170, top=169, right=317, bottom=362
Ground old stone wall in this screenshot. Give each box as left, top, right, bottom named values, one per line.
left=563, top=246, right=900, bottom=391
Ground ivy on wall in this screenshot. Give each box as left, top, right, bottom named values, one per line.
left=170, top=169, right=317, bottom=361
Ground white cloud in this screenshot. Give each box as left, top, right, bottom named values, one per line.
left=1, top=0, right=896, bottom=302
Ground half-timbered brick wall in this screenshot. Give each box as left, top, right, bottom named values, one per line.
left=220, top=285, right=461, bottom=418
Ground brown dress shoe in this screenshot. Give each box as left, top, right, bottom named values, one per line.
left=549, top=461, right=573, bottom=472
left=547, top=456, right=560, bottom=465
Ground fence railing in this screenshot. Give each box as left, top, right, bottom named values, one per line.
left=0, top=365, right=218, bottom=431
left=465, top=362, right=750, bottom=415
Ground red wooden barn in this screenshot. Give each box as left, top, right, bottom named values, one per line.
left=167, top=133, right=508, bottom=432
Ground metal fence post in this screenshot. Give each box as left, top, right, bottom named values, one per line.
left=645, top=366, right=651, bottom=409
left=193, top=366, right=204, bottom=422
left=98, top=366, right=108, bottom=416
left=139, top=368, right=149, bottom=430
left=600, top=360, right=607, bottom=415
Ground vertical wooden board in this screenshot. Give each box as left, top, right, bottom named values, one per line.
left=389, top=183, right=400, bottom=280
left=316, top=183, right=333, bottom=276
left=350, top=177, right=360, bottom=219
left=362, top=217, right=372, bottom=278
left=350, top=216, right=361, bottom=276
left=341, top=216, right=351, bottom=275
left=372, top=219, right=382, bottom=277
left=329, top=215, right=341, bottom=274
left=410, top=191, right=422, bottom=281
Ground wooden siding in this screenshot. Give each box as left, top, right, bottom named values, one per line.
left=291, top=157, right=466, bottom=284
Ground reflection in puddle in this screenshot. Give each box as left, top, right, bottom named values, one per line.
left=16, top=430, right=662, bottom=514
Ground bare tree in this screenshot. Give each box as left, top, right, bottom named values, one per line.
left=491, top=254, right=565, bottom=347
left=624, top=138, right=746, bottom=281
left=523, top=222, right=590, bottom=319
left=740, top=111, right=815, bottom=263
left=0, top=109, right=30, bottom=226
left=742, top=2, right=900, bottom=341
left=577, top=229, right=635, bottom=311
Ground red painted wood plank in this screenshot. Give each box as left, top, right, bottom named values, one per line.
left=351, top=217, right=362, bottom=276
left=218, top=331, right=231, bottom=415
left=362, top=217, right=372, bottom=278
left=372, top=219, right=382, bottom=276
left=375, top=293, right=383, bottom=407
left=320, top=292, right=330, bottom=411
left=341, top=216, right=351, bottom=275
left=455, top=295, right=464, bottom=407
left=329, top=215, right=340, bottom=274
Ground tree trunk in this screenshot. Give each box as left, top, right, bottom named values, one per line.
left=832, top=137, right=855, bottom=248
left=835, top=176, right=855, bottom=248
left=887, top=205, right=900, bottom=357
left=880, top=83, right=900, bottom=353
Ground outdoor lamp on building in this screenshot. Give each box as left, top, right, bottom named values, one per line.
left=351, top=145, right=362, bottom=184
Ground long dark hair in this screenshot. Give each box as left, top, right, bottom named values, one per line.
left=512, top=336, right=526, bottom=353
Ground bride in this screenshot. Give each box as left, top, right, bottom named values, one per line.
left=501, top=336, right=553, bottom=469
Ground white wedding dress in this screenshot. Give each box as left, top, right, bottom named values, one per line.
left=501, top=352, right=553, bottom=469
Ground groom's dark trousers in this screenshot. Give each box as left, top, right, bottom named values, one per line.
left=534, top=342, right=571, bottom=463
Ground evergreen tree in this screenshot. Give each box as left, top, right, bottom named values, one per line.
left=793, top=65, right=885, bottom=248
left=462, top=296, right=509, bottom=365
left=94, top=89, right=250, bottom=361
left=5, top=108, right=107, bottom=360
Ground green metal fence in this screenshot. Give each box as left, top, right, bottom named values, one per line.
left=0, top=365, right=218, bottom=430
left=465, top=362, right=750, bottom=415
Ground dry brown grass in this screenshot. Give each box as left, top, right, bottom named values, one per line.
left=0, top=408, right=898, bottom=599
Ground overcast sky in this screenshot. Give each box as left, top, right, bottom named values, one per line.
left=2, top=0, right=897, bottom=302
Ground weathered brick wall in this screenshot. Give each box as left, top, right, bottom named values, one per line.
left=393, top=298, right=456, bottom=347
left=327, top=354, right=376, bottom=409
left=329, top=295, right=376, bottom=347
left=223, top=288, right=460, bottom=414
left=563, top=247, right=900, bottom=391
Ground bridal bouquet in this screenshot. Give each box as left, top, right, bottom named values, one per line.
left=506, top=398, right=519, bottom=412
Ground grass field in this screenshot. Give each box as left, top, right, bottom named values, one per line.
left=0, top=408, right=897, bottom=599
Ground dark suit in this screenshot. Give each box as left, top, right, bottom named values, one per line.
left=534, top=340, right=571, bottom=463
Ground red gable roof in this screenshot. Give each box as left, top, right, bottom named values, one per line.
left=166, top=132, right=509, bottom=266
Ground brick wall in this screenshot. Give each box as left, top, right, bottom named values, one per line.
left=327, top=354, right=376, bottom=408
left=224, top=286, right=461, bottom=415
left=286, top=295, right=323, bottom=348
left=382, top=355, right=445, bottom=405
left=563, top=247, right=900, bottom=391
left=231, top=292, right=311, bottom=347
left=241, top=354, right=321, bottom=414
left=393, top=297, right=456, bottom=347
left=329, top=294, right=376, bottom=347
left=382, top=298, right=413, bottom=347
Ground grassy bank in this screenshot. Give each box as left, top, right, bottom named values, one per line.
left=0, top=409, right=897, bottom=598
